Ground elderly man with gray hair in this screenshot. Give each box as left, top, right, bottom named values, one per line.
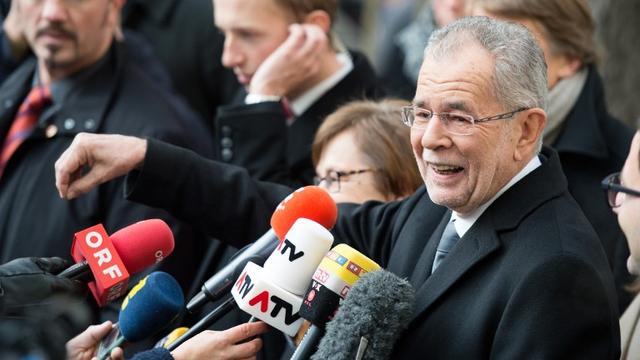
left=55, top=17, right=619, bottom=358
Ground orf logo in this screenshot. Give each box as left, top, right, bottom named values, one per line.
left=84, top=231, right=123, bottom=280
left=71, top=224, right=130, bottom=306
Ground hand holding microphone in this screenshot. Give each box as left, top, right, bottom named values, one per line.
left=0, top=257, right=83, bottom=312
left=70, top=269, right=266, bottom=360
left=0, top=219, right=174, bottom=311
left=65, top=321, right=124, bottom=360
left=170, top=322, right=269, bottom=360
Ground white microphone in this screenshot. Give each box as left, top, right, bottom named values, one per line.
left=231, top=218, right=333, bottom=336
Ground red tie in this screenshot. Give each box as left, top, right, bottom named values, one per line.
left=0, top=86, right=51, bottom=177
left=281, top=97, right=295, bottom=125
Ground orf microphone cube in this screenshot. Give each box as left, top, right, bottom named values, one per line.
left=71, top=224, right=130, bottom=306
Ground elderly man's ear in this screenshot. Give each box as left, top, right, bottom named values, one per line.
left=513, top=109, right=547, bottom=161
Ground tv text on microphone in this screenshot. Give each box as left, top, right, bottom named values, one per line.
left=231, top=217, right=334, bottom=336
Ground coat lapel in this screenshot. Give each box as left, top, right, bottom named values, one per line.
left=411, top=220, right=501, bottom=320
left=408, top=212, right=449, bottom=288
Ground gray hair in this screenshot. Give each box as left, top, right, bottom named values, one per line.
left=425, top=16, right=548, bottom=151
left=425, top=16, right=548, bottom=111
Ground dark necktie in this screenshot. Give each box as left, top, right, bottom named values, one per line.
left=431, top=218, right=460, bottom=273
left=0, top=86, right=52, bottom=177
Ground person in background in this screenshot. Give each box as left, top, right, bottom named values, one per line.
left=212, top=0, right=382, bottom=187
left=470, top=0, right=636, bottom=313
left=195, top=3, right=382, bottom=355
left=312, top=99, right=422, bottom=203
left=380, top=0, right=467, bottom=99
left=602, top=130, right=640, bottom=359
left=1, top=0, right=238, bottom=131
left=121, top=0, right=239, bottom=130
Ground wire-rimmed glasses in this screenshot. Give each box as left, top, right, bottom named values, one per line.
left=401, top=106, right=529, bottom=136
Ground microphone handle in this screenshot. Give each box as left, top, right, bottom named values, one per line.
left=166, top=294, right=237, bottom=351
left=290, top=325, right=324, bottom=360
left=187, top=230, right=277, bottom=313
left=57, top=261, right=93, bottom=282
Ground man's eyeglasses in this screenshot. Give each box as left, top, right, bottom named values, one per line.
left=601, top=172, right=640, bottom=208
left=401, top=106, right=529, bottom=136
left=314, top=169, right=377, bottom=193
left=24, top=0, right=88, bottom=6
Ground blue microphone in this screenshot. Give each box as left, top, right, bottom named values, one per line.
left=98, top=271, right=184, bottom=359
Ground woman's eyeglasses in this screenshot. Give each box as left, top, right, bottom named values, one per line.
left=314, top=169, right=377, bottom=193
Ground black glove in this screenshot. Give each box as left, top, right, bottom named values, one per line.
left=0, top=257, right=83, bottom=312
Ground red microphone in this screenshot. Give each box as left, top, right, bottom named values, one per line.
left=58, top=219, right=174, bottom=306
left=271, top=186, right=338, bottom=240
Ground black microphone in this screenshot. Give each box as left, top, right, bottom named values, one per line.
left=311, top=269, right=415, bottom=360
left=186, top=230, right=277, bottom=312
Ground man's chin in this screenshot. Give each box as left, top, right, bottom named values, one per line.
left=426, top=191, right=463, bottom=210
left=41, top=53, right=75, bottom=70
left=627, top=256, right=640, bottom=276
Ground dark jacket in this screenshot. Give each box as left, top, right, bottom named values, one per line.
left=554, top=66, right=635, bottom=312
left=214, top=51, right=384, bottom=187
left=0, top=43, right=213, bottom=295
left=126, top=141, right=620, bottom=358
left=122, top=0, right=238, bottom=125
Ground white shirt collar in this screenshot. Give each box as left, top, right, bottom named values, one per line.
left=451, top=155, right=542, bottom=237
left=289, top=52, right=353, bottom=117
